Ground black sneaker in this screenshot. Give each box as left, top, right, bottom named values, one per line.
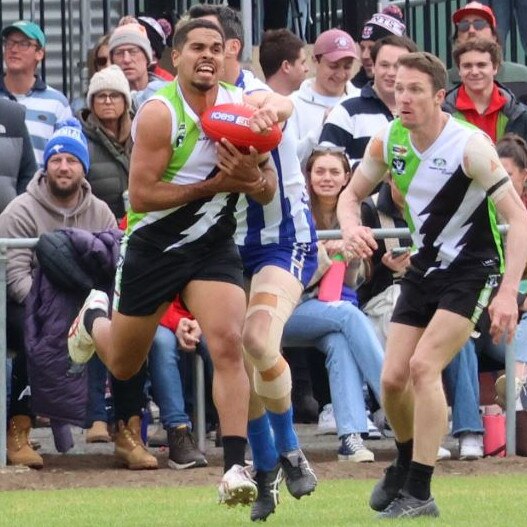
left=377, top=490, right=440, bottom=519
left=167, top=425, right=208, bottom=470
left=370, top=462, right=408, bottom=511
left=250, top=464, right=282, bottom=522
left=279, top=449, right=317, bottom=499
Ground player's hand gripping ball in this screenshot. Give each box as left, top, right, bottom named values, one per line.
left=201, top=103, right=282, bottom=154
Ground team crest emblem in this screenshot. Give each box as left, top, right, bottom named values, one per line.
left=392, top=144, right=408, bottom=157
left=175, top=123, right=187, bottom=148
left=392, top=158, right=406, bottom=175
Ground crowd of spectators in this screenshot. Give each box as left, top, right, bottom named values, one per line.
left=1, top=0, right=526, bottom=479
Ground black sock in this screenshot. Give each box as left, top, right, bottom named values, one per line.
left=222, top=436, right=247, bottom=472
left=395, top=439, right=413, bottom=469
left=84, top=308, right=106, bottom=336
left=404, top=461, right=434, bottom=500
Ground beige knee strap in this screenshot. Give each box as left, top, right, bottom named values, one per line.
left=253, top=355, right=292, bottom=400
left=245, top=283, right=298, bottom=372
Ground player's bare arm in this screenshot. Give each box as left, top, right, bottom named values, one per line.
left=244, top=91, right=293, bottom=131
left=215, top=139, right=277, bottom=204
left=464, top=133, right=527, bottom=343
left=129, top=100, right=228, bottom=211
left=337, top=129, right=389, bottom=260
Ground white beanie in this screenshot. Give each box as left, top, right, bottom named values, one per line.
left=109, top=23, right=153, bottom=64
left=86, top=65, right=132, bottom=108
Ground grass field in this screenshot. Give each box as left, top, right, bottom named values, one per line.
left=1, top=474, right=526, bottom=527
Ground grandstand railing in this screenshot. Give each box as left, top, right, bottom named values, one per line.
left=0, top=229, right=517, bottom=467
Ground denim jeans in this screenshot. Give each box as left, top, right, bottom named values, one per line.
left=480, top=0, right=527, bottom=51
left=443, top=340, right=484, bottom=437
left=282, top=299, right=384, bottom=436
left=86, top=354, right=109, bottom=425
left=148, top=325, right=191, bottom=429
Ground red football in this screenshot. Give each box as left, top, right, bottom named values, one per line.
left=201, top=103, right=282, bottom=154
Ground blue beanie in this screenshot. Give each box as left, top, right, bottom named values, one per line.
left=44, top=118, right=90, bottom=173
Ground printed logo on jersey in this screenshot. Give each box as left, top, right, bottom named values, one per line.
left=392, top=144, right=408, bottom=157
left=433, top=157, right=446, bottom=168
left=392, top=158, right=406, bottom=175
left=175, top=123, right=187, bottom=148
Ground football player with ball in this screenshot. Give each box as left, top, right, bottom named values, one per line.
left=68, top=18, right=292, bottom=507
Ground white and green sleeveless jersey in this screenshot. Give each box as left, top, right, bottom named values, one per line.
left=384, top=116, right=504, bottom=275
left=126, top=80, right=243, bottom=252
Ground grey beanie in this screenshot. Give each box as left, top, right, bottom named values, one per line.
left=109, top=23, right=153, bottom=64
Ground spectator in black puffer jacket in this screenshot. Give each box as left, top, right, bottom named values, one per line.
left=77, top=65, right=133, bottom=220
left=0, top=98, right=37, bottom=213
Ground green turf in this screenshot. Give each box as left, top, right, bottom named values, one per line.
left=1, top=474, right=525, bottom=526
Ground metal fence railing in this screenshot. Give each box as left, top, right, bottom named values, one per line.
left=0, top=227, right=517, bottom=467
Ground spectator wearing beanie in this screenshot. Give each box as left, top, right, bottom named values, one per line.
left=78, top=64, right=133, bottom=219
left=138, top=16, right=174, bottom=80
left=109, top=22, right=167, bottom=110
left=352, top=12, right=406, bottom=89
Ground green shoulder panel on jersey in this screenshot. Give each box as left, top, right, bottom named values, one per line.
left=126, top=81, right=201, bottom=233
left=386, top=118, right=420, bottom=233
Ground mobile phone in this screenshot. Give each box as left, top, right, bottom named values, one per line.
left=390, top=247, right=410, bottom=257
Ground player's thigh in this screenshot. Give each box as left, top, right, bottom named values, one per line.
left=110, top=304, right=168, bottom=366
left=412, top=309, right=474, bottom=375
left=183, top=280, right=246, bottom=350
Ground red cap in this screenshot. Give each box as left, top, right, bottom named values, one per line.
left=453, top=2, right=496, bottom=30
left=313, top=29, right=359, bottom=62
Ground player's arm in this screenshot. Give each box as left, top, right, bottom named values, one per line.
left=244, top=91, right=293, bottom=131
left=129, top=100, right=243, bottom=212
left=337, top=128, right=390, bottom=259
left=464, top=133, right=527, bottom=343
left=215, top=140, right=277, bottom=205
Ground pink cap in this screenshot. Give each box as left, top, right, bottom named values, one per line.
left=453, top=2, right=496, bottom=30
left=313, top=28, right=359, bottom=62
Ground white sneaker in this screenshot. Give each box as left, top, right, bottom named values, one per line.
left=317, top=403, right=337, bottom=435
left=68, top=290, right=109, bottom=364
left=436, top=446, right=451, bottom=461
left=367, top=416, right=382, bottom=440
left=459, top=433, right=483, bottom=460
left=218, top=464, right=257, bottom=506
left=338, top=433, right=375, bottom=462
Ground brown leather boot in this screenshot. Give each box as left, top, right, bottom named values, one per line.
left=7, top=415, right=44, bottom=469
left=86, top=421, right=112, bottom=443
left=114, top=416, right=158, bottom=470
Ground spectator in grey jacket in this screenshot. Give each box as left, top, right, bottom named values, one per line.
left=0, top=98, right=36, bottom=212
left=78, top=65, right=133, bottom=219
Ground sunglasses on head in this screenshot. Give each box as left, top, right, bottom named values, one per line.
left=457, top=19, right=490, bottom=32
left=312, top=145, right=346, bottom=154
left=95, top=56, right=109, bottom=68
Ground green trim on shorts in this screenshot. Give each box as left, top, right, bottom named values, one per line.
left=470, top=274, right=500, bottom=325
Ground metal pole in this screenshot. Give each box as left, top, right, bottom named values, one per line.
left=67, top=0, right=75, bottom=101
left=0, top=246, right=7, bottom=468
left=505, top=341, right=517, bottom=455
left=193, top=354, right=206, bottom=453
left=240, top=0, right=253, bottom=62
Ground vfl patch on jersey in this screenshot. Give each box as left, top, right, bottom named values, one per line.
left=175, top=123, right=187, bottom=148
left=392, top=144, right=408, bottom=157
left=392, top=158, right=406, bottom=175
